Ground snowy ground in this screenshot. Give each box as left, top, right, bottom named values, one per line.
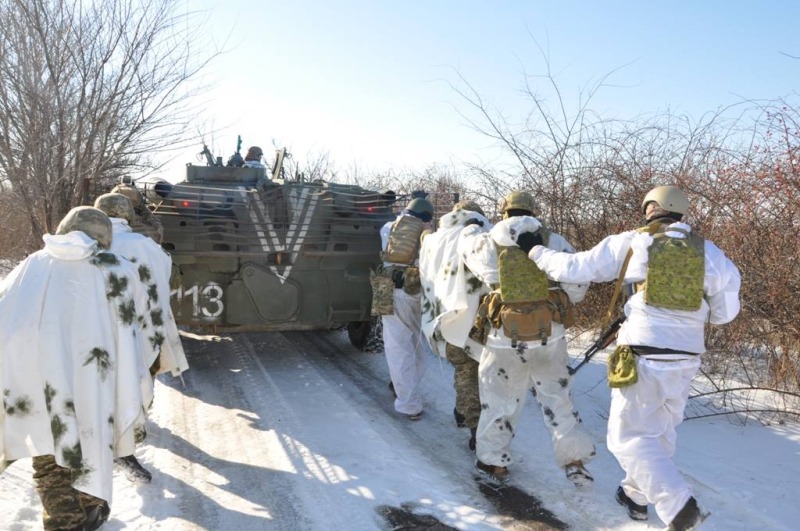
left=1, top=328, right=798, bottom=530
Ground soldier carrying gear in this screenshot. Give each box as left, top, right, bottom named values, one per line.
left=530, top=185, right=741, bottom=530
left=460, top=190, right=595, bottom=486
left=378, top=195, right=433, bottom=421
left=55, top=206, right=113, bottom=249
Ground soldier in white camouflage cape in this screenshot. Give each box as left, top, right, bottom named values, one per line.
left=0, top=207, right=160, bottom=530
left=419, top=201, right=492, bottom=450
left=95, top=193, right=189, bottom=484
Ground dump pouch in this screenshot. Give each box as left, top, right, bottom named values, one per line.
left=402, top=266, right=421, bottom=295
left=499, top=302, right=553, bottom=346
left=607, top=345, right=638, bottom=388
left=370, top=266, right=395, bottom=316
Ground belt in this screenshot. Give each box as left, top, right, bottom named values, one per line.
left=630, top=345, right=700, bottom=361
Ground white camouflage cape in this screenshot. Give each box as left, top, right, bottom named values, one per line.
left=0, top=232, right=155, bottom=503
left=419, top=209, right=493, bottom=358
left=110, top=219, right=189, bottom=376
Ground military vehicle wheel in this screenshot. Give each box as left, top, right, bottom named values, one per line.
left=347, top=320, right=372, bottom=350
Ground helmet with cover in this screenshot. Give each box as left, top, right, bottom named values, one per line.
left=56, top=206, right=113, bottom=249
left=499, top=191, right=538, bottom=218
left=94, top=193, right=135, bottom=224
left=452, top=199, right=485, bottom=217
left=111, top=183, right=144, bottom=209
left=641, top=185, right=689, bottom=219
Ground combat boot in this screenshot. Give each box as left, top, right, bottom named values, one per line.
left=114, top=455, right=152, bottom=483
left=83, top=501, right=110, bottom=531
left=615, top=486, right=648, bottom=521
left=564, top=461, right=593, bottom=487
left=468, top=428, right=477, bottom=452
left=453, top=407, right=467, bottom=428
left=476, top=459, right=509, bottom=483
left=667, top=497, right=709, bottom=531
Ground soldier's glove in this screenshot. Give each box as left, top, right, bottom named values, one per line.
left=516, top=231, right=544, bottom=253
left=464, top=218, right=484, bottom=227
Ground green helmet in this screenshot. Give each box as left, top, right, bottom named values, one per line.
left=453, top=199, right=485, bottom=217
left=405, top=197, right=434, bottom=222
left=641, top=186, right=689, bottom=216
left=56, top=206, right=112, bottom=249
left=499, top=191, right=538, bottom=216
left=94, top=193, right=135, bottom=224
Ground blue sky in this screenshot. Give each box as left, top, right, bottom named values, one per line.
left=164, top=1, right=800, bottom=180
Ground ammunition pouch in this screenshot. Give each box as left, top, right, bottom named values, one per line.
left=607, top=345, right=638, bottom=388
left=370, top=266, right=395, bottom=316
left=169, top=263, right=183, bottom=291
left=468, top=293, right=492, bottom=345
left=402, top=266, right=421, bottom=295
left=548, top=289, right=575, bottom=330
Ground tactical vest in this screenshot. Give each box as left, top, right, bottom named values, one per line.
left=382, top=215, right=423, bottom=265
left=639, top=227, right=705, bottom=311
left=496, top=228, right=551, bottom=300
left=493, top=229, right=565, bottom=346
left=497, top=245, right=550, bottom=303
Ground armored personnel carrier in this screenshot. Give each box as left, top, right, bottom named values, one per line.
left=136, top=143, right=395, bottom=349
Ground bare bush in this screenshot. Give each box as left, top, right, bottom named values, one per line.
left=0, top=0, right=217, bottom=255
left=451, top=56, right=800, bottom=412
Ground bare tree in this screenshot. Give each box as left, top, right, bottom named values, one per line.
left=449, top=46, right=800, bottom=407
left=0, top=0, right=219, bottom=251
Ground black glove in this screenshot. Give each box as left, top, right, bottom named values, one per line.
left=464, top=218, right=484, bottom=227
left=516, top=231, right=544, bottom=253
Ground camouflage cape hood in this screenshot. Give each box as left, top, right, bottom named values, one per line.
left=0, top=231, right=156, bottom=503
left=419, top=209, right=492, bottom=357
left=109, top=218, right=189, bottom=377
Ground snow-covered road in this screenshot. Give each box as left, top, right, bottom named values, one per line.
left=2, top=329, right=798, bottom=530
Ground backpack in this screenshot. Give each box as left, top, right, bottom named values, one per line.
left=382, top=215, right=423, bottom=265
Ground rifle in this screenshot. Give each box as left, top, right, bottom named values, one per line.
left=568, top=316, right=625, bottom=375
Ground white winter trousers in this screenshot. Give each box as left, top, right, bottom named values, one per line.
left=476, top=336, right=595, bottom=468
left=382, top=289, right=427, bottom=415
left=607, top=356, right=701, bottom=525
